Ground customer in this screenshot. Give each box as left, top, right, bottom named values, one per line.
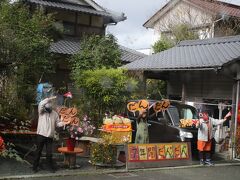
left=33, top=96, right=64, bottom=173
left=135, top=110, right=149, bottom=144
left=196, top=111, right=227, bottom=166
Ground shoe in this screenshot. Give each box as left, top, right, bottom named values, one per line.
left=200, top=159, right=205, bottom=165
left=205, top=159, right=214, bottom=166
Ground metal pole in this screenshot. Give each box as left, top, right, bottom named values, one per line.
left=234, top=80, right=240, bottom=159
left=125, top=143, right=129, bottom=172
left=218, top=103, right=223, bottom=142
left=181, top=83, right=186, bottom=104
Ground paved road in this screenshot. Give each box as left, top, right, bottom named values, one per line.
left=28, top=165, right=240, bottom=180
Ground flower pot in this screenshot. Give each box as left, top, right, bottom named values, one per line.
left=66, top=138, right=76, bottom=151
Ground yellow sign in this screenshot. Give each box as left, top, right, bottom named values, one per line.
left=138, top=145, right=148, bottom=160
left=127, top=100, right=149, bottom=112
left=138, top=100, right=149, bottom=111
left=102, top=131, right=132, bottom=144
left=127, top=102, right=138, bottom=112
left=128, top=142, right=189, bottom=162
left=157, top=145, right=165, bottom=159
left=127, top=100, right=170, bottom=115
left=147, top=145, right=157, bottom=160
left=153, top=100, right=170, bottom=112
left=165, top=145, right=174, bottom=159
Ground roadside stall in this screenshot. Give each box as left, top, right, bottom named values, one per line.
left=124, top=99, right=192, bottom=169
left=90, top=115, right=132, bottom=167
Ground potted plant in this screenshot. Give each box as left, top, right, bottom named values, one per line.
left=63, top=115, right=96, bottom=151
left=65, top=125, right=83, bottom=151
left=77, top=115, right=96, bottom=156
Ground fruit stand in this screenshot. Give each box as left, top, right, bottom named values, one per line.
left=101, top=115, right=132, bottom=144
left=90, top=115, right=132, bottom=166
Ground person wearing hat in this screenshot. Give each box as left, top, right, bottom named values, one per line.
left=33, top=96, right=64, bottom=173
left=196, top=112, right=228, bottom=166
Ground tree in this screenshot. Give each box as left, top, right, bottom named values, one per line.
left=152, top=36, right=174, bottom=54
left=146, top=79, right=167, bottom=100
left=172, top=24, right=198, bottom=43
left=71, top=34, right=138, bottom=120
left=71, top=34, right=121, bottom=73
left=0, top=0, right=57, bottom=121
left=152, top=24, right=198, bottom=54
left=74, top=68, right=138, bottom=121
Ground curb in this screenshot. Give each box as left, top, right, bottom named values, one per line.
left=1, top=162, right=240, bottom=179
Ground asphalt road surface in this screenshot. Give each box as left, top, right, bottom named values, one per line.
left=28, top=165, right=240, bottom=180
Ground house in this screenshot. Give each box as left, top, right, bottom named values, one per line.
left=144, top=0, right=240, bottom=41
left=23, top=0, right=146, bottom=89
left=24, top=0, right=126, bottom=37
left=124, top=35, right=240, bottom=102
left=49, top=37, right=146, bottom=91
left=123, top=35, right=240, bottom=159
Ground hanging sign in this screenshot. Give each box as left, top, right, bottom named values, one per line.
left=153, top=100, right=170, bottom=113
left=127, top=99, right=170, bottom=117
left=138, top=100, right=149, bottom=111
left=127, top=101, right=138, bottom=116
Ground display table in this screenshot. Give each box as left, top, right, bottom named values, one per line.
left=0, top=130, right=37, bottom=159
left=58, top=147, right=83, bottom=168
left=0, top=131, right=36, bottom=135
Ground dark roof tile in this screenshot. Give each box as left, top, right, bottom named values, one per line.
left=49, top=38, right=146, bottom=63
left=188, top=0, right=240, bottom=18
left=26, top=0, right=126, bottom=23
left=123, top=35, right=240, bottom=71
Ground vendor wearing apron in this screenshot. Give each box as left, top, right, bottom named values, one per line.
left=196, top=112, right=227, bottom=166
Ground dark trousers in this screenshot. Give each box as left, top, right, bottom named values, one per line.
left=199, top=151, right=211, bottom=160
left=33, top=135, right=54, bottom=169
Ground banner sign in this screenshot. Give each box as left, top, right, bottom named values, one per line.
left=127, top=99, right=170, bottom=117
left=126, top=142, right=192, bottom=169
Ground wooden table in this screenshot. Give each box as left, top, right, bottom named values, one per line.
left=0, top=131, right=37, bottom=135
left=0, top=131, right=37, bottom=159
left=58, top=147, right=83, bottom=168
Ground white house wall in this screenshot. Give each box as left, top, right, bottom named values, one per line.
left=153, top=1, right=213, bottom=41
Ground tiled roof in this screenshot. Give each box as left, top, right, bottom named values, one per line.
left=50, top=38, right=80, bottom=55
left=144, top=0, right=240, bottom=28
left=188, top=0, right=240, bottom=18
left=123, top=35, right=240, bottom=71
left=118, top=45, right=147, bottom=63
left=49, top=38, right=146, bottom=63
left=26, top=0, right=126, bottom=23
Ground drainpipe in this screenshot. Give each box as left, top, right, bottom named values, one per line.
left=234, top=78, right=240, bottom=159
left=210, top=15, right=225, bottom=38
left=181, top=83, right=186, bottom=104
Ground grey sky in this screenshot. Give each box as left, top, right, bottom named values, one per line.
left=94, top=0, right=240, bottom=50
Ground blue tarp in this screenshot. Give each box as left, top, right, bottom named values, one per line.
left=36, top=83, right=53, bottom=104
